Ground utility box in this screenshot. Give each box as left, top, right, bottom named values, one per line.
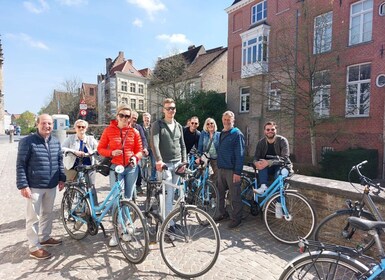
left=52, top=114, right=70, bottom=131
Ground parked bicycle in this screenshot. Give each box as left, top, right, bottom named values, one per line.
left=61, top=151, right=149, bottom=264
left=280, top=217, right=385, bottom=279
left=143, top=162, right=221, bottom=278
left=314, top=160, right=384, bottom=252
left=238, top=155, right=316, bottom=244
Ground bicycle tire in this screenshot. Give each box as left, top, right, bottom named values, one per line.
left=61, top=186, right=90, bottom=240
left=112, top=199, right=149, bottom=264
left=194, top=179, right=218, bottom=218
left=159, top=205, right=220, bottom=278
left=264, top=191, right=316, bottom=244
left=314, top=209, right=376, bottom=252
left=279, top=251, right=369, bottom=280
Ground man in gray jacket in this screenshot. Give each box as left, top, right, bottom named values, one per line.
left=17, top=114, right=66, bottom=260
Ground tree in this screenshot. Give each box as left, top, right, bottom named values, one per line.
left=15, top=111, right=36, bottom=134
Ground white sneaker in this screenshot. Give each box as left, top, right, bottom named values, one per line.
left=275, top=202, right=283, bottom=219
left=109, top=235, right=118, bottom=247
left=254, top=184, right=267, bottom=194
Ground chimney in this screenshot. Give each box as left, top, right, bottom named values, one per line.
left=127, top=59, right=133, bottom=64
left=106, top=58, right=112, bottom=73
left=188, top=45, right=195, bottom=51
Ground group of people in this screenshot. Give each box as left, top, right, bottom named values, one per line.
left=16, top=98, right=291, bottom=260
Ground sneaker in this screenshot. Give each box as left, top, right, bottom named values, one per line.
left=109, top=235, right=118, bottom=247
left=275, top=202, right=283, bottom=219
left=213, top=212, right=230, bottom=222
left=227, top=219, right=242, bottom=229
left=40, top=238, right=62, bottom=247
left=254, top=184, right=268, bottom=194
left=30, top=248, right=52, bottom=260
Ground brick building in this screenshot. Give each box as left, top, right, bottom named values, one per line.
left=226, top=0, right=385, bottom=176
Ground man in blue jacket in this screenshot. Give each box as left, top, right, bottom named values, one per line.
left=16, top=114, right=66, bottom=260
left=215, top=111, right=245, bottom=229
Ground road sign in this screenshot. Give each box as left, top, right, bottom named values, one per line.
left=80, top=110, right=87, bottom=116
left=80, top=103, right=87, bottom=110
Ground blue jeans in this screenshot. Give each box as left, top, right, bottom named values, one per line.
left=258, top=165, right=279, bottom=186
left=109, top=164, right=138, bottom=200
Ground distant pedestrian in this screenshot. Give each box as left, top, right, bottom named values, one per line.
left=214, top=111, right=245, bottom=229
left=141, top=112, right=156, bottom=180
left=16, top=114, right=66, bottom=260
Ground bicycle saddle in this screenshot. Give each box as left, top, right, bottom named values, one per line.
left=175, top=162, right=190, bottom=176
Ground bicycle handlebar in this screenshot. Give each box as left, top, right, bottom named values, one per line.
left=349, top=160, right=381, bottom=191
left=64, top=150, right=98, bottom=158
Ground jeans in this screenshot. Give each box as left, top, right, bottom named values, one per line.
left=258, top=165, right=280, bottom=185
left=109, top=164, right=138, bottom=200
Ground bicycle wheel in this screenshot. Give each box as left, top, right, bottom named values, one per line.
left=314, top=209, right=376, bottom=252
left=279, top=251, right=369, bottom=280
left=264, top=191, right=316, bottom=244
left=112, top=199, right=149, bottom=264
left=194, top=180, right=218, bottom=218
left=159, top=205, right=220, bottom=278
left=61, top=186, right=90, bottom=240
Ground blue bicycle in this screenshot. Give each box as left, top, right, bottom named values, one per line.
left=61, top=151, right=149, bottom=264
left=239, top=156, right=316, bottom=244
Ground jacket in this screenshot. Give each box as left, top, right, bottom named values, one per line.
left=62, top=134, right=99, bottom=170
left=97, top=120, right=142, bottom=166
left=16, top=133, right=66, bottom=189
left=217, top=127, right=245, bottom=175
left=197, top=130, right=220, bottom=159
left=151, top=119, right=187, bottom=163
left=253, top=134, right=292, bottom=166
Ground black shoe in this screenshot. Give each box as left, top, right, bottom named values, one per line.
left=228, top=219, right=241, bottom=229
left=213, top=212, right=230, bottom=222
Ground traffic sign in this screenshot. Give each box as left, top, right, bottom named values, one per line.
left=80, top=103, right=87, bottom=110
left=80, top=110, right=87, bottom=116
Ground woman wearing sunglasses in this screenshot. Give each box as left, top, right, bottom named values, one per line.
left=62, top=119, right=99, bottom=202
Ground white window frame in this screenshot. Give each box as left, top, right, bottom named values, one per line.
left=268, top=87, right=281, bottom=111
left=138, top=100, right=144, bottom=111
left=121, top=97, right=128, bottom=104
left=313, top=11, right=333, bottom=54
left=138, top=84, right=144, bottom=94
left=251, top=0, right=267, bottom=24
left=240, top=87, right=250, bottom=113
left=130, top=83, right=136, bottom=93
left=380, top=2, right=385, bottom=16
left=345, top=63, right=371, bottom=117
left=313, top=70, right=331, bottom=118
left=130, top=98, right=136, bottom=110
left=240, top=24, right=270, bottom=78
left=121, top=81, right=127, bottom=92
left=349, top=0, right=373, bottom=45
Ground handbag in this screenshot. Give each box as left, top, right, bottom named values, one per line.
left=98, top=157, right=112, bottom=176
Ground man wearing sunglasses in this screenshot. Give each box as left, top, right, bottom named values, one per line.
left=253, top=121, right=291, bottom=194
left=183, top=116, right=201, bottom=155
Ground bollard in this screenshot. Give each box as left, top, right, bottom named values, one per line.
left=9, top=131, right=14, bottom=143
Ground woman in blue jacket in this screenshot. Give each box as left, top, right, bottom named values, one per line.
left=196, top=117, right=220, bottom=184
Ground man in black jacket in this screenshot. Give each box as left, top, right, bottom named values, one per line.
left=16, top=114, right=66, bottom=260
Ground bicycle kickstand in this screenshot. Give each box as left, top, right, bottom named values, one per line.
left=100, top=223, right=107, bottom=237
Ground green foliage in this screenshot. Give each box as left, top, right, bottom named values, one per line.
left=176, top=90, right=227, bottom=130
left=15, top=111, right=36, bottom=135
left=319, top=148, right=378, bottom=181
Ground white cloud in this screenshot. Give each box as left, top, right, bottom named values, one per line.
left=23, top=0, right=49, bottom=14
left=132, top=18, right=143, bottom=27
left=6, top=33, right=49, bottom=50
left=126, top=0, right=166, bottom=19
left=56, top=0, right=88, bottom=6
left=156, top=33, right=191, bottom=45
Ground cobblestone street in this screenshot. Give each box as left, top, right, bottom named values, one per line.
left=0, top=140, right=300, bottom=279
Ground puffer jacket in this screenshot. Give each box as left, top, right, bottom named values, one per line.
left=97, top=120, right=142, bottom=166
left=16, top=133, right=66, bottom=189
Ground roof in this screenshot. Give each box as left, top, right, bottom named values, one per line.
left=186, top=47, right=227, bottom=79
left=109, top=60, right=145, bottom=78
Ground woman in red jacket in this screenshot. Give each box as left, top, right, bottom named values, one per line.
left=98, top=105, right=142, bottom=246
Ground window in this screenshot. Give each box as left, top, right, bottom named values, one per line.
left=314, top=11, right=333, bottom=54
left=121, top=81, right=127, bottom=92
left=122, top=97, right=128, bottom=104
left=240, top=87, right=250, bottom=113
left=349, top=0, right=373, bottom=45
left=240, top=24, right=270, bottom=78
left=189, top=82, right=196, bottom=94
left=268, top=84, right=281, bottom=111
left=251, top=0, right=267, bottom=24
left=346, top=63, right=371, bottom=117
left=138, top=84, right=144, bottom=94
left=131, top=98, right=136, bottom=109
left=380, top=2, right=385, bottom=16
left=138, top=100, right=144, bottom=111
left=130, top=83, right=136, bottom=93
left=313, top=71, right=331, bottom=118
left=89, top=88, right=94, bottom=96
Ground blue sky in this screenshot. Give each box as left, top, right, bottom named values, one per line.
left=1, top=0, right=232, bottom=114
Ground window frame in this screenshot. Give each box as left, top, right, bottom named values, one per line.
left=313, top=11, right=333, bottom=54
left=130, top=98, right=136, bottom=110
left=312, top=70, right=331, bottom=118
left=268, top=87, right=281, bottom=111
left=121, top=81, right=128, bottom=92
left=240, top=87, right=250, bottom=113
left=251, top=0, right=267, bottom=24
left=130, top=82, right=136, bottom=93
left=349, top=0, right=373, bottom=45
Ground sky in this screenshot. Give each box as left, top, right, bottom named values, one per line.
left=0, top=0, right=233, bottom=115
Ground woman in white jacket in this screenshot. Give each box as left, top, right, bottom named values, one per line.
left=62, top=119, right=99, bottom=203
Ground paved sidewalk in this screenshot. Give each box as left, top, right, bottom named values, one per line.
left=0, top=141, right=300, bottom=279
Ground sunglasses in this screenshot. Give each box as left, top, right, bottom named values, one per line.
left=164, top=107, right=176, bottom=111
left=207, top=122, right=214, bottom=126
left=77, top=126, right=86, bottom=129
left=118, top=113, right=131, bottom=119
left=191, top=122, right=198, bottom=125
left=266, top=128, right=276, bottom=132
